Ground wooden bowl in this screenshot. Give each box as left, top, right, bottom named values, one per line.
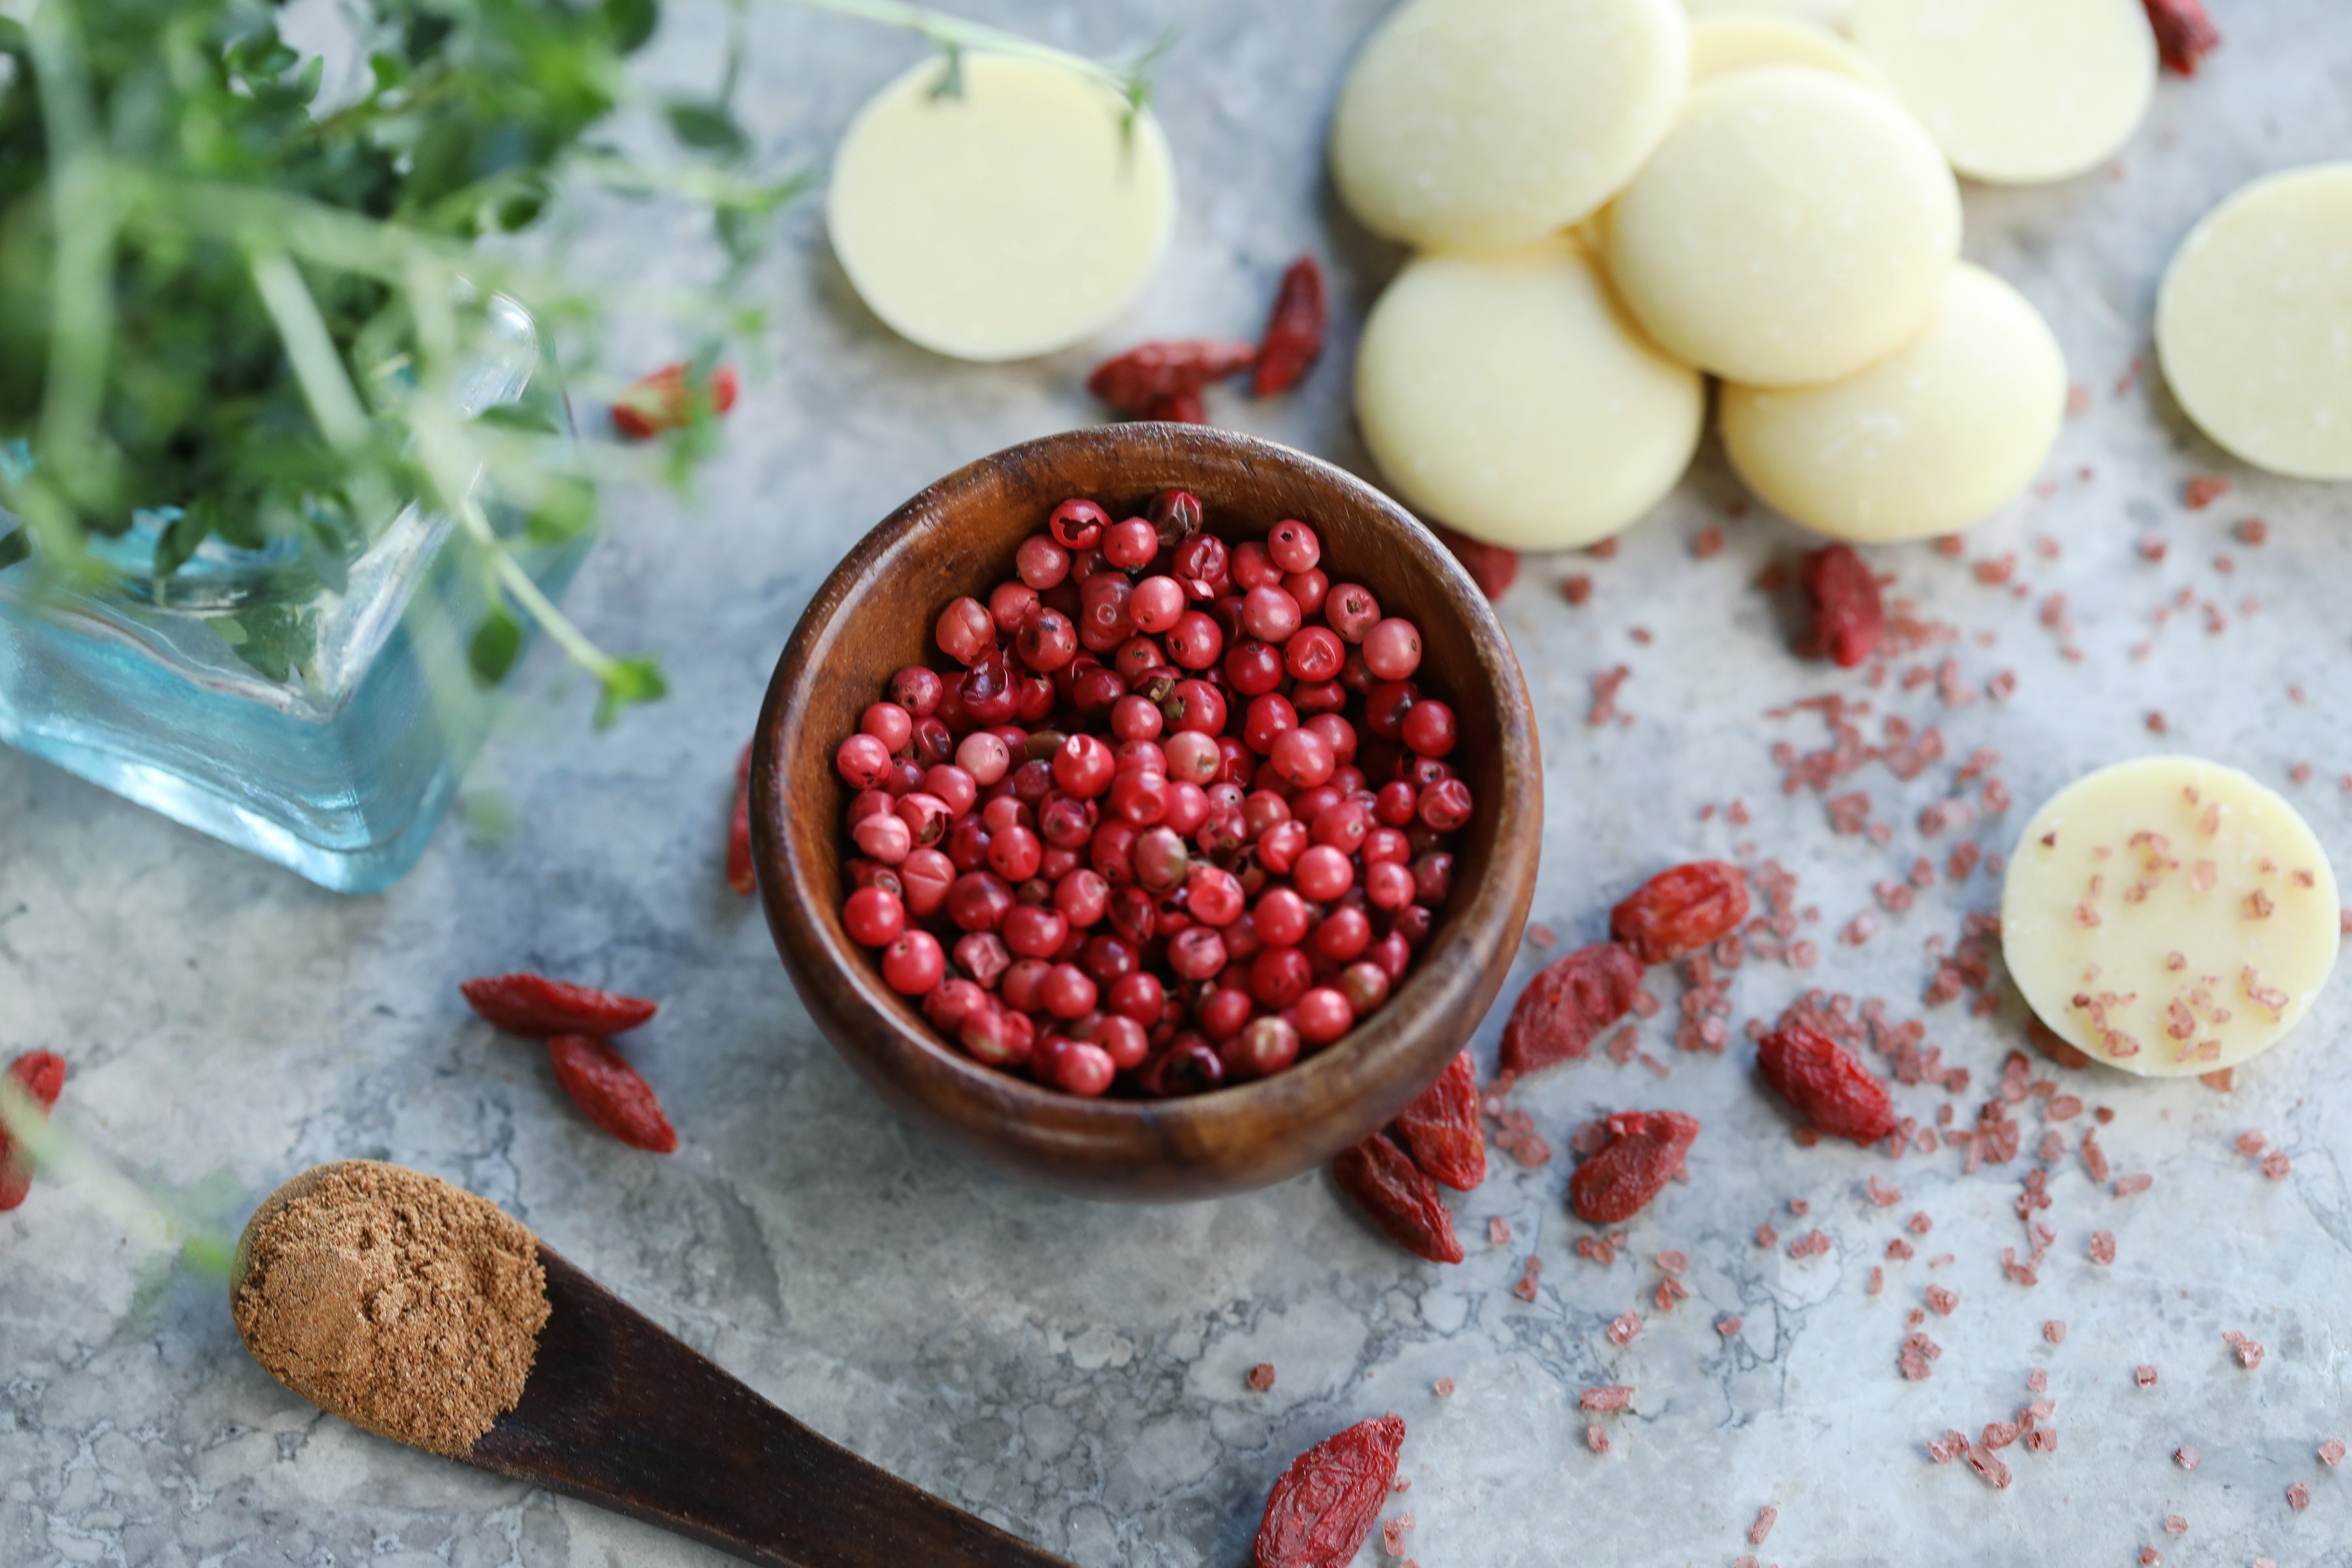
left=751, top=425, right=1541, bottom=1201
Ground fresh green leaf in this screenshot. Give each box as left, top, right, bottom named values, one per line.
left=0, top=529, right=27, bottom=572
left=222, top=603, right=314, bottom=685
left=595, top=656, right=668, bottom=728
left=929, top=44, right=965, bottom=101
left=606, top=0, right=659, bottom=53
left=151, top=508, right=212, bottom=580
left=525, top=474, right=597, bottom=545
left=666, top=101, right=747, bottom=158
left=472, top=400, right=561, bottom=436
left=469, top=605, right=523, bottom=685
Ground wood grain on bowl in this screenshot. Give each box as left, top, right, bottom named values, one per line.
left=751, top=425, right=1541, bottom=1201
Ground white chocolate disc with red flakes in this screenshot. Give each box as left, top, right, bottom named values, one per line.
left=2002, top=757, right=2340, bottom=1078
left=1355, top=237, right=1705, bottom=550
left=1719, top=262, right=2064, bottom=541
left=2157, top=164, right=2352, bottom=481
left=1330, top=0, right=1690, bottom=251
left=827, top=52, right=1175, bottom=362
left=1688, top=14, right=1891, bottom=93
left=1603, top=68, right=1958, bottom=387
left=1851, top=0, right=2153, bottom=185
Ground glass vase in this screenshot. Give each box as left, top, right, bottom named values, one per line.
left=0, top=297, right=587, bottom=893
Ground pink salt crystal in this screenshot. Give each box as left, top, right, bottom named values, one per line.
left=2175, top=1445, right=2199, bottom=1470
left=1585, top=1424, right=1609, bottom=1454
left=2045, top=1320, right=2066, bottom=1345
left=1607, top=1313, right=1642, bottom=1347
left=1488, top=1216, right=1513, bottom=1246
left=1393, top=1477, right=1411, bottom=1493
left=1433, top=1377, right=1455, bottom=1397
left=1382, top=1512, right=1414, bottom=1556
left=1717, top=1315, right=1742, bottom=1337
left=2136, top=1365, right=2159, bottom=1387
left=2139, top=1550, right=2161, bottom=1567
left=1513, top=1274, right=1539, bottom=1303
left=2263, top=1151, right=2291, bottom=1180
left=1887, top=1237, right=1914, bottom=1261
left=1750, top=1505, right=1778, bottom=1545
left=2027, top=1368, right=2048, bottom=1393
left=1247, top=1364, right=1277, bottom=1392
left=1656, top=1249, right=1688, bottom=1275
left=2115, top=1172, right=2154, bottom=1198
left=2235, top=1339, right=2265, bottom=1369
left=2236, top=1130, right=2268, bottom=1156
left=1867, top=1176, right=1902, bottom=1207
left=1966, top=1444, right=2013, bottom=1489
left=1756, top=1224, right=1780, bottom=1248
left=2163, top=1513, right=2186, bottom=1535
left=1925, top=1285, right=1958, bottom=1316
left=2025, top=1426, right=2058, bottom=1454
left=1908, top=1211, right=1933, bottom=1234
left=2089, top=1231, right=2117, bottom=1264
left=2289, top=1483, right=2311, bottom=1509
left=1579, top=1385, right=1633, bottom=1411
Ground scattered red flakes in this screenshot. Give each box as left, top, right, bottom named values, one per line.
left=1607, top=1313, right=1642, bottom=1348
left=2082, top=1129, right=2113, bottom=1185
left=1588, top=665, right=1633, bottom=727
left=1382, top=1512, right=1415, bottom=1556
left=1628, top=626, right=1653, bottom=645
left=2115, top=1173, right=2153, bottom=1198
left=1561, top=574, right=1593, bottom=607
left=2183, top=475, right=2230, bottom=509
left=2323, top=1439, right=2347, bottom=1467
left=2262, top=1151, right=2291, bottom=1180
left=2237, top=516, right=2269, bottom=544
left=1513, top=1272, right=1539, bottom=1303
left=2176, top=1445, right=2199, bottom=1470
left=1756, top=1224, right=1780, bottom=1248
left=1870, top=1266, right=1886, bottom=1296
left=1899, top=1331, right=1940, bottom=1380
left=1864, top=1175, right=1901, bottom=1208
left=1924, top=1284, right=1957, bottom=1316
left=2139, top=1550, right=2161, bottom=1567
left=2289, top=1482, right=2311, bottom=1510
left=1788, top=1198, right=1810, bottom=1217
left=2026, top=1367, right=2048, bottom=1394
left=1580, top=1385, right=1633, bottom=1411
left=2229, top=1334, right=2265, bottom=1370
left=1488, top=1216, right=1513, bottom=1246
left=1787, top=1228, right=1832, bottom=1260
left=2045, top=1320, right=2066, bottom=1345
left=1247, top=1363, right=1278, bottom=1392
left=2200, top=1067, right=2234, bottom=1092
left=1432, top=1377, right=1455, bottom=1397
left=1692, top=527, right=1725, bottom=560
left=2089, top=1231, right=2117, bottom=1264
left=1750, top=1505, right=1778, bottom=1545
left=2136, top=1365, right=2159, bottom=1388
left=1588, top=538, right=1618, bottom=560
left=2163, top=1512, right=2187, bottom=1536
left=2146, top=710, right=2169, bottom=734
left=1717, top=1315, right=1743, bottom=1337
left=1575, top=1233, right=1616, bottom=1267
left=1585, top=1424, right=1609, bottom=1454
left=1907, top=1211, right=1934, bottom=1235
left=1982, top=1420, right=2019, bottom=1450
left=1887, top=1237, right=1915, bottom=1261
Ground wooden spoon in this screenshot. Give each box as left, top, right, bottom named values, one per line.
left=235, top=1169, right=1074, bottom=1567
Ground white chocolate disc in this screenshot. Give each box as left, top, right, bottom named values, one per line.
left=2156, top=165, right=2352, bottom=482
left=1355, top=237, right=1704, bottom=551
left=1719, top=262, right=2064, bottom=540
left=1689, top=14, right=1890, bottom=93
left=1685, top=0, right=1853, bottom=27
left=2002, top=758, right=2340, bottom=1078
left=1850, top=0, right=2153, bottom=186
left=1330, top=0, right=1690, bottom=251
left=1602, top=68, right=1958, bottom=386
left=826, top=52, right=1175, bottom=361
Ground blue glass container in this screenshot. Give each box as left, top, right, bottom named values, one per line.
left=0, top=298, right=585, bottom=893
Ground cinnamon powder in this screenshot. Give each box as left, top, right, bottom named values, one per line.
left=231, top=1160, right=548, bottom=1456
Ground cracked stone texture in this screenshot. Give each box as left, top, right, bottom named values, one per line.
left=7, top=2, right=2352, bottom=1564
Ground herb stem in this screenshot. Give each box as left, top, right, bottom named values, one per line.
left=246, top=251, right=372, bottom=450
left=770, top=0, right=1139, bottom=103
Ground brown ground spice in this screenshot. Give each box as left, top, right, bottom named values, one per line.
left=231, top=1160, right=548, bottom=1456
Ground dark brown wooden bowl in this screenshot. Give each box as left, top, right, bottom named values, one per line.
left=751, top=425, right=1541, bottom=1201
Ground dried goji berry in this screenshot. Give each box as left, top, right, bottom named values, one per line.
left=1334, top=1132, right=1463, bottom=1264
left=612, top=362, right=738, bottom=440
left=1568, top=1109, right=1700, bottom=1225
left=462, top=973, right=659, bottom=1037
left=0, top=1051, right=67, bottom=1213
left=1252, top=257, right=1328, bottom=399
left=1394, top=1051, right=1484, bottom=1191
left=1757, top=1023, right=1898, bottom=1146
left=1428, top=522, right=1518, bottom=601
left=1611, top=862, right=1752, bottom=965
left=1085, top=339, right=1257, bottom=416
left=2142, top=0, right=2221, bottom=74
left=1499, top=941, right=1643, bottom=1077
left=1799, top=544, right=1884, bottom=668
left=1142, top=389, right=1209, bottom=424
left=727, top=743, right=756, bottom=896
left=1254, top=1413, right=1406, bottom=1568
left=546, top=1035, right=678, bottom=1152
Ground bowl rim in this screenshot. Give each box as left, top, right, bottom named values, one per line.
left=750, top=424, right=1541, bottom=1192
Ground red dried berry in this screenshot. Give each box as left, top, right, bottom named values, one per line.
left=0, top=1051, right=68, bottom=1212
left=727, top=743, right=757, bottom=896
left=1334, top=1133, right=1464, bottom=1264
left=1756, top=1024, right=1898, bottom=1146
left=1798, top=544, right=1884, bottom=668
left=1499, top=941, right=1644, bottom=1077
left=1428, top=523, right=1518, bottom=600
left=1394, top=1051, right=1485, bottom=1192
left=1611, top=862, right=1752, bottom=965
left=1086, top=339, right=1258, bottom=416
left=546, top=1035, right=678, bottom=1152
left=612, top=362, right=738, bottom=440
left=2142, top=0, right=2221, bottom=74
left=1253, top=1413, right=1406, bottom=1568
left=461, top=973, right=659, bottom=1037
left=1569, top=1109, right=1701, bottom=1225
left=1252, top=257, right=1328, bottom=399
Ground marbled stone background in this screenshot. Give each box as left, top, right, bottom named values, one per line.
left=7, top=3, right=2352, bottom=1564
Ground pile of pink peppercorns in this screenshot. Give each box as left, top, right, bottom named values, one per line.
left=830, top=490, right=1473, bottom=1099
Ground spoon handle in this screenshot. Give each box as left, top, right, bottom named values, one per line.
left=472, top=1247, right=1075, bottom=1568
